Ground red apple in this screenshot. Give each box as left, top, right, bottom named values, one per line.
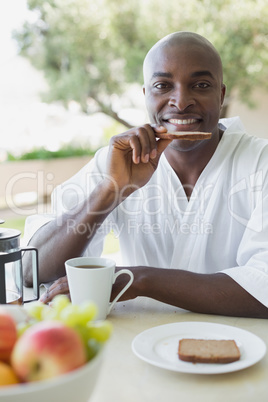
left=0, top=308, right=17, bottom=362
left=11, top=320, right=87, bottom=382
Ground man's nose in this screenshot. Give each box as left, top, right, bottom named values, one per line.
left=168, top=87, right=195, bottom=111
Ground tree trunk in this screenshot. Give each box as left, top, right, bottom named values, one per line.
left=95, top=99, right=133, bottom=129
left=105, top=109, right=133, bottom=129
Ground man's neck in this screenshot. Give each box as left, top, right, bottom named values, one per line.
left=164, top=129, right=223, bottom=199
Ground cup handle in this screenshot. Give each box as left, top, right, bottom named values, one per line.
left=108, top=269, right=134, bottom=314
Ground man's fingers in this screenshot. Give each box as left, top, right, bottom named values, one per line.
left=110, top=124, right=169, bottom=165
left=129, top=124, right=161, bottom=164
left=39, top=276, right=70, bottom=304
left=156, top=138, right=173, bottom=154
left=129, top=135, right=141, bottom=164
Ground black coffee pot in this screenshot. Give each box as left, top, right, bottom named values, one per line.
left=0, top=220, right=39, bottom=304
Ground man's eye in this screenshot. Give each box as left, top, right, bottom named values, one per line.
left=195, top=82, right=210, bottom=88
left=154, top=83, right=168, bottom=89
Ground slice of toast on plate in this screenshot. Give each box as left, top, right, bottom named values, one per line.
left=178, top=339, right=240, bottom=364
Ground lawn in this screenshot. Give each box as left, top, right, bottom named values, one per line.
left=1, top=216, right=26, bottom=236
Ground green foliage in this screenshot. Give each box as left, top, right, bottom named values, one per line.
left=1, top=217, right=26, bottom=237
left=14, top=0, right=268, bottom=120
left=6, top=145, right=95, bottom=161
left=102, top=121, right=126, bottom=143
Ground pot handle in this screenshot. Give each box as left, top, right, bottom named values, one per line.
left=21, top=247, right=39, bottom=302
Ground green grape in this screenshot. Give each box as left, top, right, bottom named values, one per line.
left=86, top=320, right=113, bottom=343
left=75, top=325, right=89, bottom=344
left=24, top=301, right=46, bottom=321
left=41, top=305, right=60, bottom=321
left=59, top=304, right=81, bottom=327
left=17, top=321, right=33, bottom=337
left=74, top=325, right=101, bottom=361
left=77, top=301, right=98, bottom=325
left=51, top=294, right=70, bottom=313
left=86, top=339, right=101, bottom=360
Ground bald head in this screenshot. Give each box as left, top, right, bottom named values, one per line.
left=143, top=31, right=223, bottom=83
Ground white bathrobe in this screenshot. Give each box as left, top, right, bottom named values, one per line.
left=24, top=117, right=268, bottom=307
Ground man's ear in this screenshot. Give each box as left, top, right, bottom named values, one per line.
left=221, top=84, right=226, bottom=106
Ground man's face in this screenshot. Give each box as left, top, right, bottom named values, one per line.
left=143, top=43, right=226, bottom=148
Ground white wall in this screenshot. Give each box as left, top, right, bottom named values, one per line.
left=227, top=89, right=268, bottom=139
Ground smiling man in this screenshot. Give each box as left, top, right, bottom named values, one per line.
left=142, top=32, right=226, bottom=198
left=23, top=32, right=268, bottom=318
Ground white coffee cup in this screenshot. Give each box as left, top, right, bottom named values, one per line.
left=65, top=257, right=134, bottom=320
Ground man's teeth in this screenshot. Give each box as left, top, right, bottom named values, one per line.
left=168, top=119, right=197, bottom=125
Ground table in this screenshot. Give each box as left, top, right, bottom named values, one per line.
left=89, top=297, right=268, bottom=402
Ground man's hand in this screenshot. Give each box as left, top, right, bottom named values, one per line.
left=105, top=124, right=171, bottom=198
left=39, top=276, right=70, bottom=304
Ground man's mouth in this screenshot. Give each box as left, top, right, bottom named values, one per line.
left=168, top=118, right=199, bottom=125
left=163, top=117, right=202, bottom=132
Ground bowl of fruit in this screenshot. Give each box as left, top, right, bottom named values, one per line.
left=0, top=295, right=112, bottom=402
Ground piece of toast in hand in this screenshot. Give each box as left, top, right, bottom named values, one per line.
left=156, top=131, right=212, bottom=140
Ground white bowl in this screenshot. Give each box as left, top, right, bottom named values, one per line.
left=0, top=305, right=104, bottom=402
left=0, top=346, right=104, bottom=402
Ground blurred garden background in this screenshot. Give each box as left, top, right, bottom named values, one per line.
left=1, top=0, right=268, bottom=256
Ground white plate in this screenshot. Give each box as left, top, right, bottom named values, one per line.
left=132, top=321, right=266, bottom=374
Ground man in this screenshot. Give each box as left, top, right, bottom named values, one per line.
left=23, top=31, right=268, bottom=318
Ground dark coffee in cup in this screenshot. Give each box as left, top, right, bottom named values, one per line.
left=76, top=265, right=105, bottom=268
